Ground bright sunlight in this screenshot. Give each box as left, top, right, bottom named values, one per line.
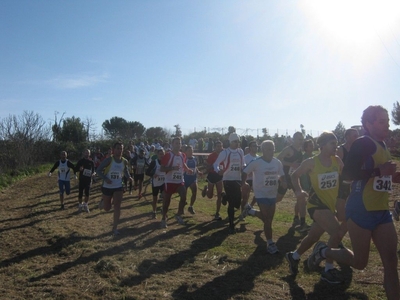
left=301, top=0, right=400, bottom=64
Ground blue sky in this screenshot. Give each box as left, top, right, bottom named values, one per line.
left=1, top=0, right=400, bottom=138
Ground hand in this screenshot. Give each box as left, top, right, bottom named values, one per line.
left=378, top=161, right=397, bottom=176
left=393, top=172, right=400, bottom=183
left=74, top=175, right=78, bottom=180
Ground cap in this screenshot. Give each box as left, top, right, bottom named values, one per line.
left=229, top=133, right=240, bottom=142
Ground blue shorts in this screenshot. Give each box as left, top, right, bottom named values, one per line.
left=184, top=176, right=197, bottom=189
left=58, top=180, right=71, bottom=195
left=256, top=197, right=276, bottom=206
left=346, top=209, right=392, bottom=231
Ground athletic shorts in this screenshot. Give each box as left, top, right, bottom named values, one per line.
left=152, top=184, right=164, bottom=196
left=164, top=182, right=185, bottom=195
left=78, top=181, right=91, bottom=198
left=207, top=172, right=223, bottom=184
left=256, top=197, right=276, bottom=206
left=134, top=174, right=145, bottom=183
left=102, top=186, right=124, bottom=197
left=58, top=180, right=71, bottom=195
left=223, top=180, right=242, bottom=209
left=184, top=176, right=197, bottom=189
left=346, top=208, right=392, bottom=231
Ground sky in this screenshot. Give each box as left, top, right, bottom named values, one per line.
left=1, top=0, right=400, bottom=138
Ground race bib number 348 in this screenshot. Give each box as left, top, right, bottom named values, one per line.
left=373, top=175, right=392, bottom=192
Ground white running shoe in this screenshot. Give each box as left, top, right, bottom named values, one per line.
left=83, top=203, right=90, bottom=213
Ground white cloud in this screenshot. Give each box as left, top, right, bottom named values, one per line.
left=46, top=72, right=109, bottom=89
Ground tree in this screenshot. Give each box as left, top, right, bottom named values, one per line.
left=145, top=127, right=168, bottom=141
left=173, top=124, right=182, bottom=137
left=128, top=121, right=146, bottom=139
left=58, top=116, right=88, bottom=144
left=392, top=101, right=400, bottom=125
left=332, top=121, right=346, bottom=144
left=300, top=124, right=306, bottom=136
left=102, top=117, right=129, bottom=139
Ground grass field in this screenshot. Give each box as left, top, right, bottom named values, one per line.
left=1, top=171, right=399, bottom=299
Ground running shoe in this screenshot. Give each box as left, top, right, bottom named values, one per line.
left=228, top=226, right=236, bottom=234
left=240, top=203, right=252, bottom=219
left=295, top=223, right=311, bottom=233
left=393, top=200, right=400, bottom=221
left=292, top=217, right=300, bottom=227
left=78, top=203, right=83, bottom=212
left=221, top=192, right=227, bottom=206
left=160, top=219, right=167, bottom=228
left=138, top=193, right=143, bottom=200
left=60, top=204, right=65, bottom=210
left=267, top=243, right=279, bottom=254
left=285, top=252, right=300, bottom=275
left=307, top=241, right=327, bottom=271
left=152, top=212, right=157, bottom=219
left=175, top=214, right=185, bottom=225
left=83, top=203, right=90, bottom=213
left=214, top=213, right=222, bottom=221
left=188, top=206, right=196, bottom=214
left=201, top=186, right=208, bottom=198
left=321, top=268, right=343, bottom=284
left=112, top=230, right=120, bottom=236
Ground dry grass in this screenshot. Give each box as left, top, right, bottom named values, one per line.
left=1, top=171, right=400, bottom=299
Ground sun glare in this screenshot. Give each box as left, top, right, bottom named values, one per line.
left=301, top=0, right=400, bottom=63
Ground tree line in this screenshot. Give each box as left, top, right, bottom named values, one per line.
left=1, top=105, right=400, bottom=175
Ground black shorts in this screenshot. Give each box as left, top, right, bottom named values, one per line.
left=207, top=172, right=223, bottom=184
left=134, top=174, right=145, bottom=183
left=223, top=180, right=242, bottom=209
left=102, top=186, right=124, bottom=197
left=78, top=181, right=91, bottom=198
left=152, top=184, right=164, bottom=196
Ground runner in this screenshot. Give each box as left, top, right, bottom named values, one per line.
left=131, top=148, right=150, bottom=199
left=308, top=106, right=400, bottom=299
left=285, top=132, right=345, bottom=284
left=75, top=149, right=95, bottom=212
left=241, top=140, right=259, bottom=218
left=213, top=133, right=245, bottom=234
left=48, top=151, right=76, bottom=210
left=96, top=142, right=132, bottom=236
left=201, top=140, right=225, bottom=221
left=240, top=140, right=286, bottom=254
left=146, top=148, right=166, bottom=219
left=276, top=132, right=306, bottom=230
left=184, top=145, right=203, bottom=215
left=159, top=137, right=193, bottom=228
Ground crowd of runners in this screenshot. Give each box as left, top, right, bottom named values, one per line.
left=48, top=105, right=400, bottom=299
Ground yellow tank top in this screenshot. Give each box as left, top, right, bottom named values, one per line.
left=362, top=136, right=392, bottom=211
left=307, top=156, right=340, bottom=212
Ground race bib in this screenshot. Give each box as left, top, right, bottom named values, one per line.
left=373, top=175, right=392, bottom=192
left=264, top=175, right=278, bottom=187
left=59, top=167, right=66, bottom=173
left=230, top=163, right=240, bottom=172
left=157, top=176, right=165, bottom=182
left=172, top=172, right=182, bottom=180
left=83, top=169, right=92, bottom=177
left=110, top=171, right=120, bottom=180
left=317, top=172, right=338, bottom=190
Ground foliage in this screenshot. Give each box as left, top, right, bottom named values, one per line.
left=332, top=121, right=346, bottom=144
left=172, top=124, right=182, bottom=137
left=392, top=101, right=400, bottom=126
left=144, top=126, right=169, bottom=142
